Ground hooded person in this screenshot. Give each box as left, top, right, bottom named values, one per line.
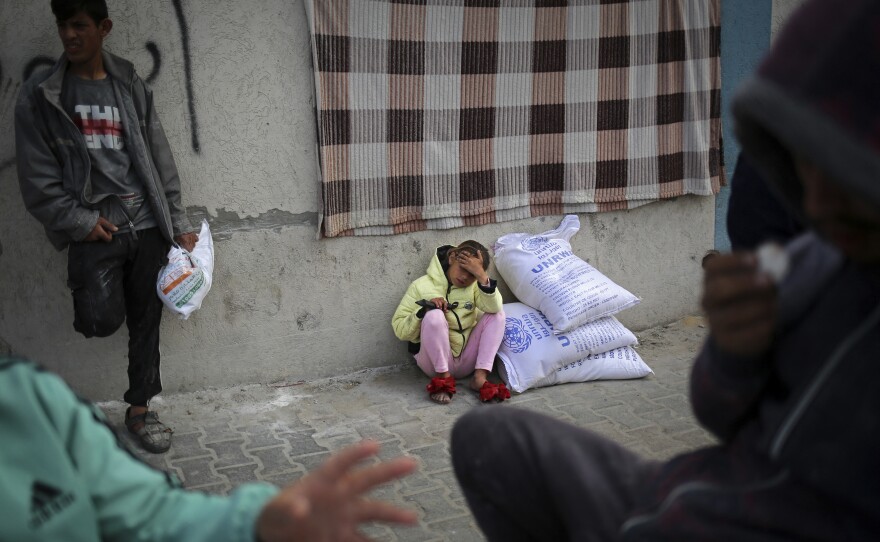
left=450, top=0, right=880, bottom=539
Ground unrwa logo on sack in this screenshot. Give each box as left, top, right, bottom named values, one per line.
left=503, top=317, right=531, bottom=353
left=531, top=250, right=574, bottom=273
left=521, top=236, right=549, bottom=253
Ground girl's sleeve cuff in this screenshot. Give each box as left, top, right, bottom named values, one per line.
left=478, top=278, right=497, bottom=293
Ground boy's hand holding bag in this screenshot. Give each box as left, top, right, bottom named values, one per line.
left=156, top=219, right=214, bottom=319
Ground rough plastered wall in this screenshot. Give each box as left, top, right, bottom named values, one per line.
left=0, top=0, right=713, bottom=401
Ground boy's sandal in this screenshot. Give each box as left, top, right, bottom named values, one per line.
left=479, top=381, right=511, bottom=403
left=427, top=376, right=456, bottom=403
left=125, top=408, right=173, bottom=454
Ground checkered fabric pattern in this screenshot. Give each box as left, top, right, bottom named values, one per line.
left=306, top=0, right=722, bottom=238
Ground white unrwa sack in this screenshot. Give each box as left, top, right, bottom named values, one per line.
left=156, top=219, right=214, bottom=319
left=494, top=215, right=640, bottom=334
left=528, top=346, right=652, bottom=389
left=497, top=302, right=639, bottom=393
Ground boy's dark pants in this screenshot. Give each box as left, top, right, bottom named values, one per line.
left=67, top=228, right=169, bottom=407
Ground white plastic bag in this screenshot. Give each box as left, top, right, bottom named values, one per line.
left=494, top=215, right=640, bottom=334
left=156, top=219, right=214, bottom=319
left=497, top=302, right=640, bottom=393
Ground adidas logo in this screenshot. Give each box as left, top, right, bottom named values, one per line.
left=29, top=481, right=74, bottom=529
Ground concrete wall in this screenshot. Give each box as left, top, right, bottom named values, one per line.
left=0, top=0, right=715, bottom=401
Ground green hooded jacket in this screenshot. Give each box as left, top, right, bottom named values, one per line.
left=0, top=358, right=278, bottom=542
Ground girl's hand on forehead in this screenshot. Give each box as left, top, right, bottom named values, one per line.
left=454, top=249, right=490, bottom=285
left=455, top=250, right=482, bottom=272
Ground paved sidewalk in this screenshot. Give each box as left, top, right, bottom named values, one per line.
left=100, top=316, right=715, bottom=541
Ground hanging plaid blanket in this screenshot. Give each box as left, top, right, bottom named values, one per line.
left=306, top=0, right=721, bottom=238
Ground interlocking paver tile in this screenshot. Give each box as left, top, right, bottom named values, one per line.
left=262, top=471, right=303, bottom=488
left=376, top=404, right=420, bottom=426
left=429, top=469, right=464, bottom=501
left=582, top=419, right=640, bottom=446
left=215, top=463, right=260, bottom=486
left=555, top=402, right=605, bottom=424
left=405, top=488, right=468, bottom=524
left=352, top=420, right=398, bottom=442
left=672, top=428, right=717, bottom=448
left=424, top=515, right=485, bottom=541
left=295, top=401, right=343, bottom=425
left=200, top=421, right=242, bottom=444
left=248, top=446, right=298, bottom=476
left=592, top=404, right=654, bottom=431
left=639, top=408, right=704, bottom=434
left=171, top=456, right=224, bottom=487
left=604, top=390, right=667, bottom=414
left=387, top=420, right=442, bottom=450
left=400, top=471, right=443, bottom=496
left=408, top=443, right=451, bottom=474
left=626, top=426, right=690, bottom=458
left=390, top=524, right=444, bottom=542
left=238, top=428, right=284, bottom=449
left=164, top=431, right=208, bottom=461
left=653, top=394, right=694, bottom=418
left=278, top=429, right=327, bottom=455
left=204, top=439, right=250, bottom=469
left=291, top=451, right=330, bottom=471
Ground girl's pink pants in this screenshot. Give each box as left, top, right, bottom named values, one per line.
left=414, top=309, right=506, bottom=378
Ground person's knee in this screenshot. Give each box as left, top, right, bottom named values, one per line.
left=452, top=408, right=511, bottom=461
left=421, top=308, right=447, bottom=330
left=74, top=307, right=125, bottom=338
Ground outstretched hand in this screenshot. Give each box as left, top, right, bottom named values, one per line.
left=702, top=252, right=777, bottom=358
left=256, top=440, right=418, bottom=542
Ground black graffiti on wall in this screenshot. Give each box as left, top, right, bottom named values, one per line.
left=144, top=41, right=161, bottom=84
left=0, top=0, right=200, bottom=174
left=171, top=0, right=200, bottom=153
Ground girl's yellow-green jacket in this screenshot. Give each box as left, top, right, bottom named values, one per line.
left=392, top=245, right=503, bottom=358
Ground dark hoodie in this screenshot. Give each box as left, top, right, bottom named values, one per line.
left=620, top=1, right=880, bottom=539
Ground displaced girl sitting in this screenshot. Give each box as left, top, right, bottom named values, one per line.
left=392, top=241, right=509, bottom=404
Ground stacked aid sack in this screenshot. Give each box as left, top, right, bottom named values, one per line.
left=493, top=215, right=651, bottom=393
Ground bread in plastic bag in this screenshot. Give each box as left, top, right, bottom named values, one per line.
left=494, top=215, right=640, bottom=334
left=497, top=302, right=641, bottom=393
left=156, top=219, right=214, bottom=319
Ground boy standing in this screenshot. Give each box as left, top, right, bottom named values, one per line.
left=15, top=0, right=197, bottom=453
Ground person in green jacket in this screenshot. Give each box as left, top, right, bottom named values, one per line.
left=0, top=357, right=417, bottom=542
left=392, top=241, right=508, bottom=404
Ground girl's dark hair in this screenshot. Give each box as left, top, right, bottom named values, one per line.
left=51, top=0, right=108, bottom=23
left=454, top=240, right=490, bottom=271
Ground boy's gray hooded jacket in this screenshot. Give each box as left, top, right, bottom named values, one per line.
left=15, top=50, right=191, bottom=250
